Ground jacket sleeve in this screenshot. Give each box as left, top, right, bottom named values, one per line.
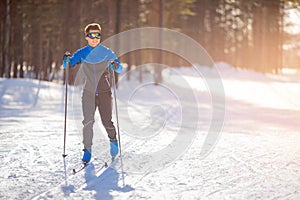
left=69, top=50, right=82, bottom=67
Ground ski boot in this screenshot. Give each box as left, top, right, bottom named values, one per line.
left=82, top=148, right=92, bottom=163
left=110, top=139, right=118, bottom=160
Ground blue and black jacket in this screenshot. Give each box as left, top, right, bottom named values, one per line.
left=68, top=44, right=122, bottom=94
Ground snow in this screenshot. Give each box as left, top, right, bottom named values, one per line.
left=1, top=62, right=300, bottom=199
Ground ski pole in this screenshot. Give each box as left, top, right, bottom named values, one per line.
left=112, top=70, right=125, bottom=185
left=63, top=53, right=71, bottom=158
left=112, top=70, right=122, bottom=156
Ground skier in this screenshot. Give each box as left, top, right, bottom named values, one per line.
left=63, top=23, right=122, bottom=163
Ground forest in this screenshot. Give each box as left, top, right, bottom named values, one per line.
left=0, top=0, right=300, bottom=82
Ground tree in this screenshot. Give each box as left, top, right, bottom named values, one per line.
left=3, top=0, right=11, bottom=78
left=0, top=0, right=5, bottom=77
left=0, top=0, right=298, bottom=80
left=253, top=0, right=282, bottom=72
left=11, top=0, right=24, bottom=78
left=151, top=0, right=163, bottom=84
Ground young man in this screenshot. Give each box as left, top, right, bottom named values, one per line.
left=63, top=23, right=122, bottom=163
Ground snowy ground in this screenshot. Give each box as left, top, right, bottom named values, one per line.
left=0, top=63, right=300, bottom=200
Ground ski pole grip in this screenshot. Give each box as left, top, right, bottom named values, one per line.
left=64, top=51, right=71, bottom=57
left=63, top=51, right=71, bottom=62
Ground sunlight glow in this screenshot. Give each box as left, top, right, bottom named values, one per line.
left=284, top=8, right=300, bottom=34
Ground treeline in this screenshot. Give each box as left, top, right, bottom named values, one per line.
left=0, top=0, right=299, bottom=81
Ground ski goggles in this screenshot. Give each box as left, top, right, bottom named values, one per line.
left=86, top=32, right=101, bottom=39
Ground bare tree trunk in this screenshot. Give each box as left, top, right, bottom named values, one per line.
left=38, top=22, right=43, bottom=79
left=253, top=3, right=263, bottom=71
left=269, top=0, right=281, bottom=73
left=11, top=0, right=24, bottom=78
left=0, top=0, right=5, bottom=77
left=4, top=0, right=11, bottom=78
left=108, top=0, right=121, bottom=85
left=151, top=0, right=163, bottom=84
left=19, top=10, right=24, bottom=78
left=108, top=0, right=117, bottom=38
left=261, top=5, right=268, bottom=72
left=62, top=0, right=70, bottom=84
left=278, top=2, right=284, bottom=73
left=12, top=62, right=17, bottom=78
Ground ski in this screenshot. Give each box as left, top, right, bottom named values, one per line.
left=72, top=162, right=89, bottom=174
left=106, top=155, right=118, bottom=168
left=96, top=156, right=117, bottom=172
left=71, top=156, right=117, bottom=175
